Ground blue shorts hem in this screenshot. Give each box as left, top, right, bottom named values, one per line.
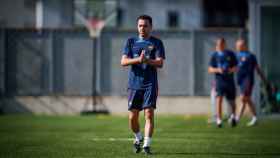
left=127, top=88, right=157, bottom=111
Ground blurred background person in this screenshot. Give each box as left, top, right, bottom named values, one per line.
left=235, top=39, right=268, bottom=126
left=208, top=38, right=238, bottom=128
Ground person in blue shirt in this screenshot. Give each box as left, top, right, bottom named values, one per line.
left=208, top=37, right=238, bottom=128
left=121, top=15, right=165, bottom=155
left=235, top=39, right=267, bottom=126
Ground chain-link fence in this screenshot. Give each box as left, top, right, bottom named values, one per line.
left=1, top=28, right=244, bottom=97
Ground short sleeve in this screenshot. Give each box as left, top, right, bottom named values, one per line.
left=209, top=53, right=217, bottom=67
left=122, top=38, right=132, bottom=58
left=155, top=40, right=166, bottom=59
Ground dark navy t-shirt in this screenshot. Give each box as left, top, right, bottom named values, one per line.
left=237, top=51, right=257, bottom=85
left=209, top=50, right=238, bottom=87
left=122, top=36, right=165, bottom=90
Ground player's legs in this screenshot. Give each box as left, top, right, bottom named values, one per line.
left=142, top=108, right=154, bottom=155
left=237, top=95, right=247, bottom=121
left=128, top=89, right=143, bottom=137
left=144, top=108, right=154, bottom=144
left=237, top=95, right=257, bottom=126
left=142, top=86, right=157, bottom=138
left=129, top=109, right=141, bottom=136
left=215, top=84, right=225, bottom=127
left=227, top=99, right=236, bottom=116
left=211, top=86, right=231, bottom=124
left=209, top=87, right=217, bottom=123
left=216, top=96, right=223, bottom=127
left=127, top=87, right=157, bottom=154
left=225, top=85, right=237, bottom=127
left=227, top=99, right=237, bottom=127
left=224, top=99, right=231, bottom=119
left=142, top=87, right=157, bottom=154
left=127, top=89, right=143, bottom=153
left=237, top=82, right=257, bottom=125
left=247, top=98, right=257, bottom=116
left=246, top=97, right=258, bottom=126
left=242, top=95, right=257, bottom=117
left=129, top=109, right=143, bottom=153
left=236, top=81, right=250, bottom=121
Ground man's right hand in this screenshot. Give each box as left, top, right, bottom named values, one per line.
left=216, top=68, right=224, bottom=74
left=208, top=67, right=223, bottom=74
left=121, top=50, right=146, bottom=66
left=139, top=50, right=145, bottom=63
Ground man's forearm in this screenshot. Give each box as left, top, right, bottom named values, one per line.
left=121, top=57, right=141, bottom=66
left=208, top=67, right=220, bottom=74
left=146, top=58, right=163, bottom=68
left=228, top=66, right=237, bottom=73
left=256, top=65, right=267, bottom=83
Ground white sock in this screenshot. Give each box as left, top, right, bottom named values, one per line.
left=134, top=132, right=143, bottom=142
left=230, top=114, right=235, bottom=120
left=143, top=137, right=151, bottom=147
left=216, top=118, right=222, bottom=124
left=247, top=115, right=258, bottom=126
left=235, top=115, right=240, bottom=122
left=252, top=116, right=257, bottom=121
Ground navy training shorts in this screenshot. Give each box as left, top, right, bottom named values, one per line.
left=127, top=86, right=158, bottom=111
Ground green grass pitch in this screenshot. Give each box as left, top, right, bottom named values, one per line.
left=0, top=114, right=279, bottom=158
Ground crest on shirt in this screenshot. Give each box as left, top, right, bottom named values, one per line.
left=241, top=57, right=246, bottom=62
left=148, top=45, right=155, bottom=51
left=226, top=56, right=231, bottom=61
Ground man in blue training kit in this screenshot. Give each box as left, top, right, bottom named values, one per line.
left=208, top=38, right=238, bottom=128
left=235, top=39, right=267, bottom=126
left=121, top=15, right=165, bottom=155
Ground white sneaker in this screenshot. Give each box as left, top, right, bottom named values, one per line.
left=216, top=118, right=222, bottom=128
left=247, top=117, right=257, bottom=126
left=235, top=116, right=240, bottom=123
left=227, top=115, right=237, bottom=124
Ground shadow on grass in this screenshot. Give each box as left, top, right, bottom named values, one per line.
left=80, top=96, right=110, bottom=115
left=0, top=96, right=32, bottom=114
left=154, top=151, right=280, bottom=156
left=81, top=110, right=109, bottom=115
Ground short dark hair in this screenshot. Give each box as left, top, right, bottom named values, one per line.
left=137, top=15, right=153, bottom=26
left=216, top=37, right=226, bottom=44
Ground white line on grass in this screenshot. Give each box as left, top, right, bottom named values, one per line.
left=91, top=138, right=191, bottom=142
left=92, top=138, right=134, bottom=141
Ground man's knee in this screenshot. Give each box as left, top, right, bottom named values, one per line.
left=129, top=110, right=139, bottom=121
left=216, top=96, right=223, bottom=105
left=241, top=95, right=249, bottom=102
left=144, top=108, right=154, bottom=121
